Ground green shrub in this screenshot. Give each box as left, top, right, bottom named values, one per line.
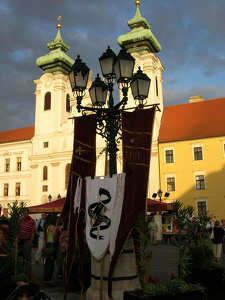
left=189, top=244, right=214, bottom=269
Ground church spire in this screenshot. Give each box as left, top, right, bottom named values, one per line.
left=36, top=16, right=74, bottom=75
left=117, top=1, right=161, bottom=54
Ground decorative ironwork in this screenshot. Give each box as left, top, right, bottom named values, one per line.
left=69, top=46, right=160, bottom=176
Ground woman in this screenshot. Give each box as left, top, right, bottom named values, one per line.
left=212, top=220, right=224, bottom=262
left=43, top=214, right=57, bottom=282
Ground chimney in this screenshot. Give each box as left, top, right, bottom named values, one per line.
left=188, top=94, right=204, bottom=103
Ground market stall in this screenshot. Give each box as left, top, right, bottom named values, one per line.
left=28, top=197, right=66, bottom=214
left=147, top=198, right=172, bottom=213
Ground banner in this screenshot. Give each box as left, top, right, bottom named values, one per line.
left=85, top=173, right=126, bottom=261
left=62, top=114, right=96, bottom=296
left=108, top=107, right=156, bottom=297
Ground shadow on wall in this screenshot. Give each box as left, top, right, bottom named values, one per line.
left=173, top=165, right=225, bottom=219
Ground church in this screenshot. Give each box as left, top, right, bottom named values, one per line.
left=1, top=2, right=225, bottom=218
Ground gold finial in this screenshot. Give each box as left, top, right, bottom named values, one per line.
left=135, top=0, right=140, bottom=7
left=57, top=15, right=62, bottom=30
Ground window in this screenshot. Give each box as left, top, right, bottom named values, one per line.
left=43, top=166, right=48, bottom=181
left=4, top=184, right=9, bottom=196
left=43, top=142, right=49, bottom=148
left=44, top=92, right=51, bottom=110
left=65, top=163, right=71, bottom=189
left=165, top=150, right=174, bottom=163
left=155, top=76, right=159, bottom=97
left=167, top=177, right=175, bottom=192
left=5, top=158, right=10, bottom=172
left=194, top=147, right=203, bottom=160
left=15, top=183, right=21, bottom=196
left=42, top=185, right=48, bottom=192
left=197, top=201, right=207, bottom=215
left=195, top=175, right=205, bottom=190
left=66, top=94, right=70, bottom=112
left=17, top=157, right=22, bottom=171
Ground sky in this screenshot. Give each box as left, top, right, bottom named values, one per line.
left=0, top=0, right=225, bottom=131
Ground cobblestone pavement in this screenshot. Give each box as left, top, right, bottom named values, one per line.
left=31, top=243, right=225, bottom=299
left=149, top=244, right=179, bottom=282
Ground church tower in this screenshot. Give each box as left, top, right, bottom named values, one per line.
left=30, top=17, right=74, bottom=205
left=117, top=0, right=164, bottom=198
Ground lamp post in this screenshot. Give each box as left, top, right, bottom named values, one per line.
left=69, top=46, right=153, bottom=176
left=48, top=194, right=52, bottom=202
left=152, top=189, right=170, bottom=202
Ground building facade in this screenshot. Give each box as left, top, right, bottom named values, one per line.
left=158, top=96, right=225, bottom=219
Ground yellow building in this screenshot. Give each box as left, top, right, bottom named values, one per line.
left=158, top=95, right=225, bottom=219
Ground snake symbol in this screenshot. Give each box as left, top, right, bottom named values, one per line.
left=88, top=187, right=111, bottom=240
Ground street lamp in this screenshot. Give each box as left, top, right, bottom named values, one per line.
left=69, top=46, right=155, bottom=176
left=152, top=189, right=170, bottom=202
left=48, top=194, right=52, bottom=202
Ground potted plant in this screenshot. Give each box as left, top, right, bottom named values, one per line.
left=124, top=212, right=206, bottom=300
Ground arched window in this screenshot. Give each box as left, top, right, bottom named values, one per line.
left=44, top=92, right=51, bottom=110
left=155, top=77, right=159, bottom=97
left=66, top=94, right=70, bottom=112
left=65, top=163, right=71, bottom=189
left=43, top=166, right=48, bottom=181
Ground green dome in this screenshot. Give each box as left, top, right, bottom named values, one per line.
left=117, top=6, right=161, bottom=54
left=36, top=25, right=74, bottom=75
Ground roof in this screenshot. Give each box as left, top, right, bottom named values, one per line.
left=0, top=126, right=34, bottom=144
left=117, top=5, right=161, bottom=53
left=28, top=198, right=65, bottom=214
left=36, top=25, right=74, bottom=75
left=159, top=98, right=225, bottom=143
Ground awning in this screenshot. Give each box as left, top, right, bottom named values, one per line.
left=28, top=197, right=172, bottom=214
left=147, top=198, right=172, bottom=212
left=28, top=198, right=66, bottom=214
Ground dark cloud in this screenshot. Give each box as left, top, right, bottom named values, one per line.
left=165, top=86, right=225, bottom=105
left=0, top=0, right=225, bottom=131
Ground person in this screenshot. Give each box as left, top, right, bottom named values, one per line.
left=43, top=214, right=57, bottom=282
left=35, top=213, right=46, bottom=264
left=148, top=216, right=158, bottom=244
left=54, top=216, right=64, bottom=279
left=221, top=219, right=225, bottom=254
left=191, top=217, right=200, bottom=243
left=212, top=220, right=224, bottom=262
left=19, top=208, right=36, bottom=278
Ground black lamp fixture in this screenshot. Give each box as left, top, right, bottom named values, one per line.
left=48, top=194, right=52, bottom=202
left=57, top=194, right=61, bottom=200
left=152, top=189, right=170, bottom=202
left=113, top=48, right=135, bottom=85
left=99, top=46, right=116, bottom=80
left=69, top=55, right=90, bottom=98
left=69, top=46, right=159, bottom=176
left=89, top=74, right=108, bottom=106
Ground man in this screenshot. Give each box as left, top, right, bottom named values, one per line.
left=19, top=208, right=36, bottom=277
left=148, top=216, right=158, bottom=244
left=35, top=213, right=46, bottom=264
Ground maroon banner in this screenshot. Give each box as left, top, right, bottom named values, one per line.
left=62, top=114, right=96, bottom=298
left=108, top=107, right=155, bottom=297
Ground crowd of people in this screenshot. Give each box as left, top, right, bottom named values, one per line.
left=0, top=208, right=68, bottom=300
left=147, top=213, right=225, bottom=262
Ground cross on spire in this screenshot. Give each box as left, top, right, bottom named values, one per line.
left=135, top=0, right=140, bottom=7
left=57, top=15, right=62, bottom=30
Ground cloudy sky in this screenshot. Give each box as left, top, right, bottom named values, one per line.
left=0, top=0, right=225, bottom=131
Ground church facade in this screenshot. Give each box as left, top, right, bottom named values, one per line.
left=0, top=4, right=164, bottom=213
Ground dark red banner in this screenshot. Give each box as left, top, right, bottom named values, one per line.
left=108, top=107, right=155, bottom=297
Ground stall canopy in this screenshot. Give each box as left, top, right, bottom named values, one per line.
left=147, top=198, right=172, bottom=212
left=28, top=198, right=66, bottom=214
left=28, top=197, right=171, bottom=214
